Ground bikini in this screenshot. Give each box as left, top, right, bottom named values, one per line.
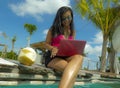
left=44, top=34, right=74, bottom=67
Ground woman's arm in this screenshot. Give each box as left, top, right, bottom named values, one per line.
left=44, top=29, right=58, bottom=57
left=44, top=29, right=54, bottom=51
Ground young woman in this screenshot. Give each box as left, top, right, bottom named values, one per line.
left=44, top=6, right=83, bottom=88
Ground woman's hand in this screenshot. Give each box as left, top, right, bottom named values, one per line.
left=50, top=47, right=58, bottom=58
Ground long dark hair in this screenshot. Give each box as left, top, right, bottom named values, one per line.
left=50, top=6, right=75, bottom=37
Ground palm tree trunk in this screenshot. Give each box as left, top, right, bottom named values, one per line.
left=109, top=44, right=115, bottom=73
left=100, top=35, right=108, bottom=72
left=12, top=42, right=14, bottom=52
left=27, top=36, right=31, bottom=47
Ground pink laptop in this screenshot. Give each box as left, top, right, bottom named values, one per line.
left=56, top=39, right=86, bottom=56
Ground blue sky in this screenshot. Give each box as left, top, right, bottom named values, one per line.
left=0, top=0, right=103, bottom=69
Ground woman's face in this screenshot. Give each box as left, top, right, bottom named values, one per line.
left=62, top=10, right=72, bottom=27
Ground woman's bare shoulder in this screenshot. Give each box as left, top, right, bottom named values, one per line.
left=48, top=28, right=53, bottom=33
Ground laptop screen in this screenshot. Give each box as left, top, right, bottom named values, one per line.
left=56, top=40, right=86, bottom=56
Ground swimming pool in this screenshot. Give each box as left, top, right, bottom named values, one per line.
left=0, top=82, right=120, bottom=88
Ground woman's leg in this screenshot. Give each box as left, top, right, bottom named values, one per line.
left=47, top=58, right=68, bottom=72
left=59, top=55, right=83, bottom=88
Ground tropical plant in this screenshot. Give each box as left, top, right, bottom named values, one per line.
left=24, top=23, right=37, bottom=47
left=6, top=51, right=18, bottom=60
left=109, top=7, right=120, bottom=72
left=0, top=32, right=8, bottom=58
left=75, top=0, right=119, bottom=72
left=11, top=36, right=16, bottom=52
left=0, top=32, right=8, bottom=38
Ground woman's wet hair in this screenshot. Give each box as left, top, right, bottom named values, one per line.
left=51, top=6, right=74, bottom=37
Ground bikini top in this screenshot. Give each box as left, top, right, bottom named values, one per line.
left=51, top=34, right=74, bottom=47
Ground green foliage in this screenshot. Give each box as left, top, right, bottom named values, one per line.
left=4, top=51, right=18, bottom=60
left=76, top=0, right=120, bottom=31
left=12, top=36, right=17, bottom=43
left=24, top=23, right=37, bottom=36
left=83, top=67, right=88, bottom=70
left=24, top=23, right=37, bottom=46
left=75, top=0, right=120, bottom=72
left=0, top=52, right=2, bottom=56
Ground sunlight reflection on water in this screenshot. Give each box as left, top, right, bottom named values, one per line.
left=0, top=83, right=120, bottom=88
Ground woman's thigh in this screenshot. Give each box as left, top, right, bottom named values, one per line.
left=47, top=58, right=68, bottom=72
left=66, top=54, right=83, bottom=62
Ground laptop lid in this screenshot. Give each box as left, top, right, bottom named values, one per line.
left=56, top=40, right=86, bottom=56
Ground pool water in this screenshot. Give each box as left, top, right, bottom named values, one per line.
left=0, top=83, right=120, bottom=88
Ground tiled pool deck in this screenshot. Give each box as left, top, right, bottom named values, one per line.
left=0, top=58, right=120, bottom=86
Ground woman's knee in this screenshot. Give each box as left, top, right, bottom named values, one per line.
left=66, top=54, right=83, bottom=63
left=72, top=54, right=83, bottom=59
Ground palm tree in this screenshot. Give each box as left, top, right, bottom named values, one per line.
left=108, top=6, right=120, bottom=72
left=0, top=32, right=8, bottom=57
left=75, top=0, right=119, bottom=72
left=1, top=32, right=8, bottom=38
left=11, top=36, right=16, bottom=52
left=24, top=23, right=37, bottom=47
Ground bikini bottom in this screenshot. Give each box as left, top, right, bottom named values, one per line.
left=44, top=51, right=69, bottom=67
